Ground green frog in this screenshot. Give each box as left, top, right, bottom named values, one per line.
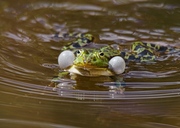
left=49, top=33, right=179, bottom=88
left=55, top=33, right=178, bottom=76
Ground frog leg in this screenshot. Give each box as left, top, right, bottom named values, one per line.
left=131, top=42, right=154, bottom=53
left=54, top=33, right=94, bottom=50
left=57, top=71, right=70, bottom=78
left=132, top=41, right=174, bottom=54
left=63, top=33, right=94, bottom=50
left=110, top=75, right=125, bottom=86
left=126, top=41, right=179, bottom=62
left=128, top=42, right=157, bottom=62
left=109, top=75, right=125, bottom=94
left=48, top=71, right=70, bottom=90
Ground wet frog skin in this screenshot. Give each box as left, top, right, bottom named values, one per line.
left=56, top=33, right=179, bottom=76
left=49, top=33, right=179, bottom=88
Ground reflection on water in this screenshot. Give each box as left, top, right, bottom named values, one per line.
left=47, top=78, right=180, bottom=100
left=0, top=119, right=78, bottom=128
left=0, top=0, right=180, bottom=127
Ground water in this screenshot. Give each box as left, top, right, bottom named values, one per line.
left=0, top=0, right=180, bottom=128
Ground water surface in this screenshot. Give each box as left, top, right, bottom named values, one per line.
left=0, top=0, right=180, bottom=128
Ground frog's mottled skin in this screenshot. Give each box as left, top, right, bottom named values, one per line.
left=49, top=33, right=179, bottom=88
left=72, top=46, right=120, bottom=68
left=56, top=33, right=177, bottom=67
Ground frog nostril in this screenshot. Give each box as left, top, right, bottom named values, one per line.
left=99, top=52, right=104, bottom=56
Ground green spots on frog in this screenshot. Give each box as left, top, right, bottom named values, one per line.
left=57, top=32, right=179, bottom=68
left=58, top=33, right=94, bottom=50
left=73, top=48, right=110, bottom=67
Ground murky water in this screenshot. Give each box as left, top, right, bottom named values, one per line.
left=0, top=0, right=180, bottom=128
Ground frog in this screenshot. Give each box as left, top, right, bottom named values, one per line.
left=50, top=33, right=179, bottom=88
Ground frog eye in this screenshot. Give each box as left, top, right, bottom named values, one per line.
left=74, top=50, right=81, bottom=55
left=99, top=52, right=104, bottom=56
left=77, top=50, right=81, bottom=54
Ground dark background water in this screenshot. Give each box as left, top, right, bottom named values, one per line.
left=0, top=0, right=180, bottom=128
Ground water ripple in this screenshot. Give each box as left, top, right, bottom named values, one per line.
left=0, top=1, right=180, bottom=127
left=54, top=81, right=180, bottom=100
left=1, top=75, right=179, bottom=101
left=0, top=119, right=78, bottom=128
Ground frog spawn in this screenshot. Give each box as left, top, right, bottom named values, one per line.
left=58, top=50, right=126, bottom=75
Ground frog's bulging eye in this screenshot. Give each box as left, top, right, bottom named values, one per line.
left=77, top=50, right=81, bottom=54
left=99, top=52, right=104, bottom=56
left=75, top=50, right=81, bottom=55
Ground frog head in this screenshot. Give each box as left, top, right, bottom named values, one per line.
left=58, top=46, right=126, bottom=76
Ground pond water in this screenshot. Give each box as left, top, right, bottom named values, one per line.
left=0, top=0, right=180, bottom=128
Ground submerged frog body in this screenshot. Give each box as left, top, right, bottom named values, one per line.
left=56, top=33, right=179, bottom=77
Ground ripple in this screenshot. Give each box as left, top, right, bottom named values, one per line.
left=29, top=2, right=103, bottom=11
left=100, top=32, right=135, bottom=41
left=3, top=31, right=31, bottom=43
left=143, top=122, right=180, bottom=128
left=0, top=0, right=180, bottom=128
left=54, top=81, right=180, bottom=100
left=0, top=119, right=78, bottom=128
left=1, top=74, right=179, bottom=101
left=170, top=27, right=180, bottom=33
left=137, top=3, right=179, bottom=9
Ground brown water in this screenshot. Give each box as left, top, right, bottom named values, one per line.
left=0, top=0, right=180, bottom=128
